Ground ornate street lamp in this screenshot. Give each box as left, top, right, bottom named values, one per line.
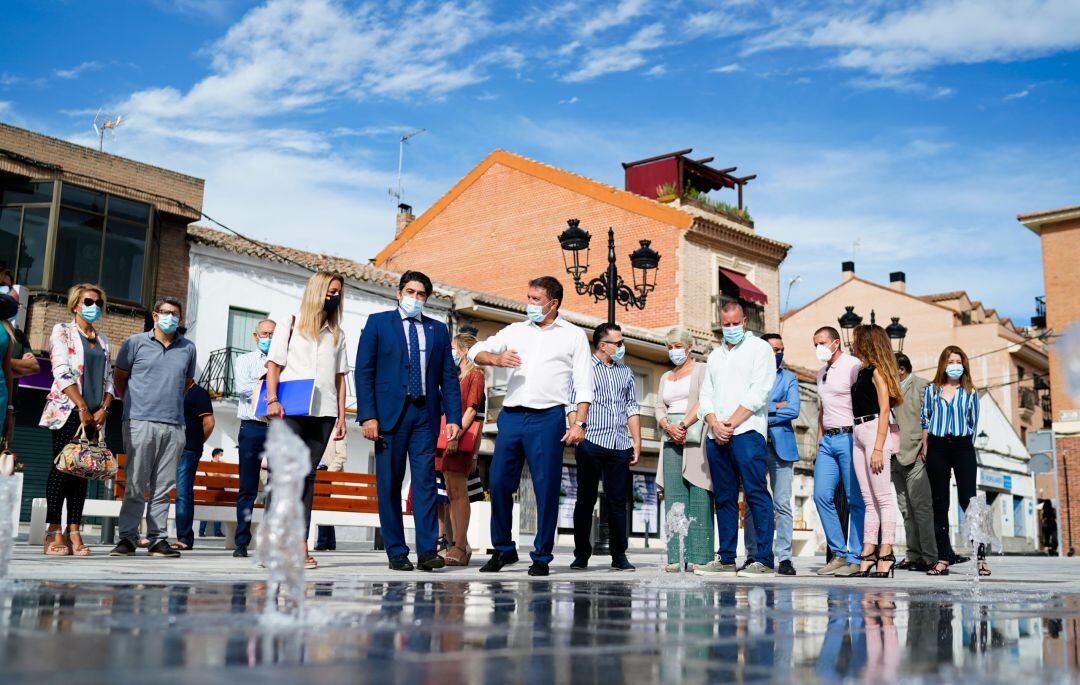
left=885, top=316, right=908, bottom=353
left=558, top=219, right=661, bottom=325
left=837, top=306, right=863, bottom=350
left=976, top=430, right=990, bottom=450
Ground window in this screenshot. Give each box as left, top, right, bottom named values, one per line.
left=0, top=179, right=53, bottom=286
left=52, top=184, right=151, bottom=302
left=227, top=307, right=268, bottom=352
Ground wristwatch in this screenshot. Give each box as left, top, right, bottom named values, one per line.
left=574, top=420, right=587, bottom=430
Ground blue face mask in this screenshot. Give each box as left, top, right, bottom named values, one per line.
left=774, top=352, right=784, bottom=368
left=526, top=300, right=550, bottom=324
left=156, top=313, right=179, bottom=334
left=722, top=325, right=745, bottom=346
left=81, top=303, right=101, bottom=323
left=258, top=338, right=272, bottom=354
left=668, top=348, right=687, bottom=366
left=451, top=350, right=461, bottom=366
left=611, top=344, right=626, bottom=362
left=0, top=286, right=9, bottom=296
left=945, top=363, right=964, bottom=379
left=400, top=296, right=424, bottom=318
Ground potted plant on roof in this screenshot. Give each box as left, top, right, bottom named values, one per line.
left=655, top=182, right=678, bottom=203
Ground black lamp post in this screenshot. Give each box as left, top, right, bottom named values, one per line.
left=885, top=316, right=908, bottom=353
left=558, top=219, right=661, bottom=325
left=838, top=306, right=863, bottom=350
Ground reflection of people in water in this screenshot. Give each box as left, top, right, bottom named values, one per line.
left=817, top=589, right=866, bottom=679
left=862, top=593, right=899, bottom=681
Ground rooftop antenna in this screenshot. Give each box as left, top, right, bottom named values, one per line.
left=852, top=237, right=862, bottom=261
left=92, top=109, right=123, bottom=152
left=389, top=129, right=425, bottom=205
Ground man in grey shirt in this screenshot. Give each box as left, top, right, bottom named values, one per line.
left=110, top=297, right=197, bottom=558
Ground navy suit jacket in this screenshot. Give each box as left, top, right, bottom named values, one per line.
left=767, top=368, right=801, bottom=462
left=354, top=310, right=462, bottom=438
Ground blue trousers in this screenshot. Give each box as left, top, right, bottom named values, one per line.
left=234, top=420, right=268, bottom=547
left=489, top=406, right=565, bottom=564
left=813, top=432, right=865, bottom=563
left=706, top=431, right=774, bottom=568
left=375, top=399, right=438, bottom=559
left=742, top=446, right=795, bottom=562
left=199, top=520, right=224, bottom=537
left=174, top=448, right=202, bottom=547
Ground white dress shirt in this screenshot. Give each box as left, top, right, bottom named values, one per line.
left=469, top=316, right=593, bottom=410
left=234, top=349, right=267, bottom=421
left=266, top=318, right=350, bottom=418
left=399, top=307, right=428, bottom=390
left=697, top=331, right=775, bottom=439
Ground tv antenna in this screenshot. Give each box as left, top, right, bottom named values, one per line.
left=93, top=109, right=123, bottom=151
left=389, top=129, right=426, bottom=205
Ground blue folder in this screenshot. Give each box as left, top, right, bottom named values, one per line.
left=254, top=379, right=315, bottom=417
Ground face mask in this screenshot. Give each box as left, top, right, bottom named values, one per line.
left=80, top=303, right=101, bottom=323
left=668, top=348, right=687, bottom=366
left=0, top=286, right=9, bottom=296
left=324, top=294, right=341, bottom=314
left=815, top=343, right=835, bottom=363
left=258, top=338, right=272, bottom=354
left=156, top=313, right=179, bottom=334
left=526, top=301, right=550, bottom=324
left=451, top=350, right=461, bottom=365
left=400, top=296, right=423, bottom=318
left=774, top=352, right=784, bottom=368
left=610, top=345, right=626, bottom=362
left=722, top=325, right=745, bottom=346
left=945, top=363, right=964, bottom=379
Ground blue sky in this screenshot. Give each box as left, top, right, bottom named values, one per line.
left=2, top=0, right=1078, bottom=322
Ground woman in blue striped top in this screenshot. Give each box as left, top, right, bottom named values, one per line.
left=921, top=346, right=984, bottom=576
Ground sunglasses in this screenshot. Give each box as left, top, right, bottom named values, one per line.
left=83, top=297, right=105, bottom=308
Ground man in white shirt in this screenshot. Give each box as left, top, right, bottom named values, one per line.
left=232, top=319, right=275, bottom=558
left=695, top=302, right=777, bottom=578
left=469, top=276, right=593, bottom=577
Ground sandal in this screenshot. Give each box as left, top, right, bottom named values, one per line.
left=444, top=545, right=472, bottom=567
left=305, top=556, right=318, bottom=570
left=170, top=542, right=192, bottom=551
left=43, top=531, right=71, bottom=556
left=927, top=561, right=950, bottom=576
left=977, top=560, right=991, bottom=577
left=67, top=531, right=92, bottom=557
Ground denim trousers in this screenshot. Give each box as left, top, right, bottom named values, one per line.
left=813, top=432, right=865, bottom=564
left=742, top=445, right=795, bottom=562
left=707, top=431, right=774, bottom=568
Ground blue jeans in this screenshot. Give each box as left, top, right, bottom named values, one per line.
left=375, top=399, right=438, bottom=559
left=489, top=406, right=566, bottom=564
left=175, top=448, right=202, bottom=547
left=742, top=446, right=795, bottom=562
left=706, top=431, right=774, bottom=568
left=813, top=432, right=865, bottom=564
left=235, top=420, right=268, bottom=547
left=199, top=520, right=224, bottom=537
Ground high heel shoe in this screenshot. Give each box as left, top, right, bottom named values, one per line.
left=872, top=553, right=896, bottom=578
left=853, top=551, right=878, bottom=577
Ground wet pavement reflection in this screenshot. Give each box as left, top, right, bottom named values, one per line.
left=1, top=579, right=1078, bottom=684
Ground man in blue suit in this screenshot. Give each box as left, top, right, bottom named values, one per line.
left=742, top=333, right=801, bottom=575
left=355, top=271, right=462, bottom=572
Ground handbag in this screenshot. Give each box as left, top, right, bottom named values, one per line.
left=436, top=416, right=482, bottom=454
left=666, top=413, right=704, bottom=446
left=54, top=424, right=117, bottom=480
left=0, top=441, right=14, bottom=477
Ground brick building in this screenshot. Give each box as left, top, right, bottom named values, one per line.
left=0, top=122, right=204, bottom=517
left=1019, top=204, right=1080, bottom=555
left=375, top=149, right=790, bottom=341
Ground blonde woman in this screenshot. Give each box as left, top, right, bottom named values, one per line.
left=265, top=271, right=349, bottom=570
left=39, top=284, right=114, bottom=556
left=654, top=326, right=713, bottom=570
left=436, top=332, right=485, bottom=566
left=849, top=324, right=904, bottom=577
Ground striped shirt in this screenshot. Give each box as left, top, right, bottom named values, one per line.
left=569, top=355, right=639, bottom=450
left=920, top=384, right=980, bottom=438
left=234, top=349, right=267, bottom=421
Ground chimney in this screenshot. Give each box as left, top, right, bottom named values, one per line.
left=889, top=271, right=906, bottom=293
left=395, top=203, right=415, bottom=237
left=841, top=261, right=855, bottom=282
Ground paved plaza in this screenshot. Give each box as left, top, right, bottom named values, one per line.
left=4, top=545, right=1080, bottom=684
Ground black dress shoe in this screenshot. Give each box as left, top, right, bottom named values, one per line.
left=777, top=560, right=796, bottom=576
left=479, top=551, right=519, bottom=573
left=528, top=561, right=550, bottom=577
left=952, top=554, right=971, bottom=565
left=109, top=538, right=137, bottom=557
left=895, top=558, right=914, bottom=570
left=906, top=559, right=931, bottom=572
left=611, top=558, right=635, bottom=571
left=388, top=555, right=415, bottom=571
left=148, top=540, right=181, bottom=558
left=569, top=558, right=589, bottom=570
left=417, top=551, right=446, bottom=572
left=233, top=545, right=249, bottom=558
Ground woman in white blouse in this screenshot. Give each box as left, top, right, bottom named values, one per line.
left=265, top=271, right=349, bottom=570
left=654, top=327, right=713, bottom=571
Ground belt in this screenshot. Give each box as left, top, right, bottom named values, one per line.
left=823, top=426, right=853, bottom=436
left=853, top=414, right=878, bottom=426
left=929, top=434, right=973, bottom=442
left=407, top=395, right=427, bottom=406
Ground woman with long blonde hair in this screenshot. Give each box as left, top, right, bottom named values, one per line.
left=436, top=332, right=485, bottom=566
left=849, top=324, right=903, bottom=577
left=265, top=271, right=349, bottom=570
left=921, top=345, right=985, bottom=576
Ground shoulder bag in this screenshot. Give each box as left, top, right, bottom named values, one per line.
left=55, top=424, right=117, bottom=480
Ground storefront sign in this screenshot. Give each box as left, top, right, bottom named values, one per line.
left=979, top=470, right=1013, bottom=492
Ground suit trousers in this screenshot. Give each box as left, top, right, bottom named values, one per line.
left=572, top=439, right=633, bottom=562
left=890, top=455, right=938, bottom=563
left=234, top=420, right=268, bottom=547
left=707, top=431, right=775, bottom=568
left=374, top=398, right=438, bottom=559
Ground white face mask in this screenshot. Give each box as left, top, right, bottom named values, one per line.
left=815, top=343, right=835, bottom=363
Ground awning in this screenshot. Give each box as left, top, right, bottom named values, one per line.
left=719, top=268, right=768, bottom=305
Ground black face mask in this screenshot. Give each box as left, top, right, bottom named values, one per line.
left=323, top=295, right=341, bottom=313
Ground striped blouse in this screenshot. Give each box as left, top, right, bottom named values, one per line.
left=569, top=355, right=640, bottom=450
left=920, top=384, right=980, bottom=438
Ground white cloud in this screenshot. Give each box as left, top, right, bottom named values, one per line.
left=54, top=61, right=102, bottom=80
left=562, top=22, right=665, bottom=82
left=1005, top=86, right=1033, bottom=101
left=644, top=64, right=667, bottom=77
left=578, top=0, right=649, bottom=37
left=684, top=10, right=760, bottom=38
left=712, top=63, right=743, bottom=74
left=559, top=96, right=579, bottom=105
